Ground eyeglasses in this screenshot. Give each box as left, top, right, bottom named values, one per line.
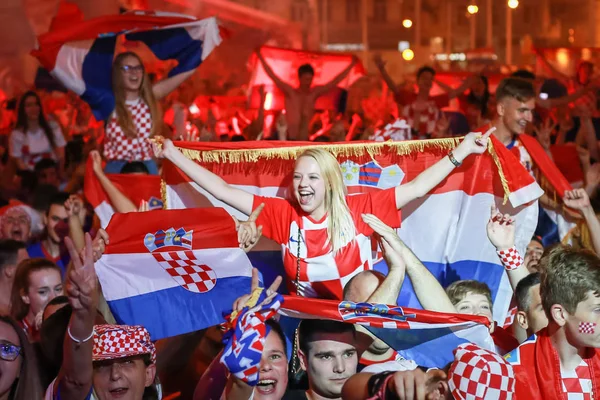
left=0, top=342, right=22, bottom=362
left=121, top=65, right=144, bottom=74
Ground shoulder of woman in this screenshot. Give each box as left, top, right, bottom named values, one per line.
left=10, top=128, right=25, bottom=138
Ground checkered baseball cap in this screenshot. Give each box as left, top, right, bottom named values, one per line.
left=448, top=343, right=515, bottom=400
left=93, top=325, right=156, bottom=364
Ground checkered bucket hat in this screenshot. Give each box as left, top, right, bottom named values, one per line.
left=93, top=324, right=156, bottom=364
left=448, top=343, right=516, bottom=400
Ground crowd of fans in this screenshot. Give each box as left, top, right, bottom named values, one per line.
left=0, top=46, right=600, bottom=400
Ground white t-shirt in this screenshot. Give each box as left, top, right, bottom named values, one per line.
left=9, top=121, right=66, bottom=170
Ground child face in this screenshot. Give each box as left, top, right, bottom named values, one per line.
left=455, top=292, right=494, bottom=324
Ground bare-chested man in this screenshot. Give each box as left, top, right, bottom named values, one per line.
left=257, top=51, right=357, bottom=141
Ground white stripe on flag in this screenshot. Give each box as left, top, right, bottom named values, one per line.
left=96, top=247, right=252, bottom=301
left=52, top=40, right=93, bottom=95
left=95, top=201, right=115, bottom=229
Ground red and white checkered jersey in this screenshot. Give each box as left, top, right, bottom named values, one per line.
left=562, top=359, right=593, bottom=400
left=252, top=188, right=401, bottom=300
left=104, top=98, right=153, bottom=162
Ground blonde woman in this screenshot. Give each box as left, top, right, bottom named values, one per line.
left=104, top=52, right=196, bottom=175
left=151, top=128, right=494, bottom=299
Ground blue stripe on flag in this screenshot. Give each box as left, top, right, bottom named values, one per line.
left=81, top=36, right=117, bottom=121
left=107, top=275, right=251, bottom=340
left=126, top=28, right=203, bottom=77
left=535, top=204, right=561, bottom=246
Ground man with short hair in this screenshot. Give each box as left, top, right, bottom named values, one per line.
left=374, top=56, right=476, bottom=138
left=524, top=236, right=544, bottom=273
left=257, top=50, right=358, bottom=141
left=287, top=319, right=358, bottom=400
left=27, top=192, right=70, bottom=273
left=0, top=239, right=28, bottom=314
left=506, top=244, right=600, bottom=398
left=0, top=201, right=34, bottom=242
left=35, top=158, right=61, bottom=189
left=514, top=272, right=548, bottom=339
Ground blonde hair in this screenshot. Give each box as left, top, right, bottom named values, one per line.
left=296, top=149, right=355, bottom=253
left=112, top=52, right=161, bottom=138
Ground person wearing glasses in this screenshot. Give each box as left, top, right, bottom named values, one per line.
left=0, top=315, right=43, bottom=399
left=103, top=52, right=197, bottom=175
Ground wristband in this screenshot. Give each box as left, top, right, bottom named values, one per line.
left=67, top=326, right=94, bottom=344
left=496, top=246, right=524, bottom=271
left=448, top=151, right=462, bottom=167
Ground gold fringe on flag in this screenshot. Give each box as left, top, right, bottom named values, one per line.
left=160, top=178, right=168, bottom=210
left=485, top=140, right=511, bottom=205
left=177, top=138, right=460, bottom=164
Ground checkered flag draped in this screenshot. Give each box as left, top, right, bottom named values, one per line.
left=221, top=291, right=284, bottom=386
left=152, top=251, right=217, bottom=293
left=496, top=247, right=524, bottom=271
left=93, top=324, right=156, bottom=364
left=449, top=343, right=515, bottom=400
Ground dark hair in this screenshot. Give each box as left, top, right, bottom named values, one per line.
left=15, top=91, right=56, bottom=149
left=46, top=192, right=70, bottom=214
left=510, top=69, right=536, bottom=81
left=298, top=64, right=315, bottom=77
left=515, top=273, right=541, bottom=312
left=531, top=236, right=543, bottom=247
left=10, top=258, right=62, bottom=321
left=120, top=161, right=149, bottom=174
left=417, top=66, right=436, bottom=79
left=46, top=295, right=69, bottom=309
left=298, top=319, right=355, bottom=356
left=266, top=318, right=288, bottom=357
left=0, top=316, right=43, bottom=400
left=40, top=303, right=72, bottom=381
left=230, top=135, right=247, bottom=142
left=32, top=184, right=59, bottom=213
left=34, top=159, right=58, bottom=175
left=467, top=75, right=491, bottom=117
left=495, top=77, right=536, bottom=103
left=0, top=239, right=26, bottom=271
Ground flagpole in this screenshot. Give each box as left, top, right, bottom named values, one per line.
left=361, top=0, right=369, bottom=64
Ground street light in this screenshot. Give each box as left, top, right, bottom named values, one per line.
left=402, top=49, right=415, bottom=61
left=403, top=19, right=413, bottom=28
left=467, top=5, right=479, bottom=14
left=508, top=0, right=519, bottom=9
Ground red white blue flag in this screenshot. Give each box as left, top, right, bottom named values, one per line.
left=162, top=138, right=543, bottom=324
left=95, top=208, right=253, bottom=340
left=31, top=5, right=222, bottom=121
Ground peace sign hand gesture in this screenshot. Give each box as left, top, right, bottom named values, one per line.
left=231, top=268, right=283, bottom=314
left=64, top=233, right=99, bottom=315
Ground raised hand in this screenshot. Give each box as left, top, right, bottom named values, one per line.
left=138, top=200, right=149, bottom=212
left=455, top=126, right=496, bottom=159
left=64, top=234, right=98, bottom=315
left=149, top=137, right=175, bottom=159
left=533, top=118, right=557, bottom=150
left=231, top=268, right=283, bottom=313
left=90, top=150, right=103, bottom=175
left=65, top=195, right=86, bottom=226
left=89, top=229, right=109, bottom=263
left=563, top=188, right=592, bottom=212
left=486, top=204, right=515, bottom=251
left=373, top=54, right=386, bottom=69
left=232, top=204, right=265, bottom=253
left=362, top=213, right=406, bottom=272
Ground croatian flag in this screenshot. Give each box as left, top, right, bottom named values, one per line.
left=162, top=138, right=543, bottom=324
left=279, top=296, right=494, bottom=368
left=83, top=157, right=162, bottom=228
left=95, top=208, right=253, bottom=340
left=31, top=4, right=222, bottom=121
left=248, top=46, right=365, bottom=110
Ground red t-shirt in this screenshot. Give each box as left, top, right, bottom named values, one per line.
left=252, top=188, right=401, bottom=300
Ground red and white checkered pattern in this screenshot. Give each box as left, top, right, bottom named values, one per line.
left=497, top=247, right=524, bottom=271
left=104, top=98, right=153, bottom=162
left=370, top=120, right=412, bottom=142
left=449, top=343, right=515, bottom=400
left=93, top=324, right=156, bottom=363
left=152, top=251, right=217, bottom=293
left=578, top=322, right=597, bottom=335
left=561, top=359, right=593, bottom=399
left=503, top=306, right=518, bottom=329
left=254, top=189, right=399, bottom=300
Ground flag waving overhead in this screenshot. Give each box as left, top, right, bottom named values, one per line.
left=279, top=296, right=494, bottom=369
left=162, top=138, right=543, bottom=324
left=31, top=5, right=222, bottom=121
left=83, top=156, right=162, bottom=228
left=95, top=208, right=253, bottom=340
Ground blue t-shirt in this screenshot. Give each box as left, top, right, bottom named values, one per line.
left=27, top=242, right=69, bottom=276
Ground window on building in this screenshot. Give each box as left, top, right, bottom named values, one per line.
left=291, top=0, right=306, bottom=22
left=374, top=0, right=387, bottom=22
left=346, top=0, right=360, bottom=23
